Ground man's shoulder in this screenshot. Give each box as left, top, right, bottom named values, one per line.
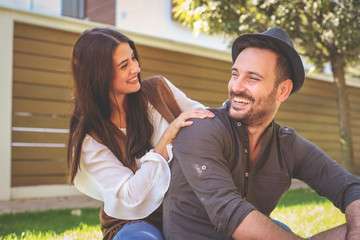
left=274, top=122, right=313, bottom=149
left=176, top=106, right=231, bottom=140
left=190, top=106, right=230, bottom=130
left=274, top=122, right=297, bottom=136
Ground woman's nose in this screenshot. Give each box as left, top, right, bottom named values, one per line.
left=130, top=60, right=141, bottom=74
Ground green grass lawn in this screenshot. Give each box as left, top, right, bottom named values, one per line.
left=0, top=207, right=102, bottom=240
left=270, top=188, right=346, bottom=238
left=0, top=188, right=346, bottom=239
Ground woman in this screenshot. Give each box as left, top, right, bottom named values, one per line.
left=67, top=28, right=213, bottom=240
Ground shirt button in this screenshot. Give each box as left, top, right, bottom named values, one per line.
left=237, top=122, right=242, bottom=127
left=244, top=149, right=248, bottom=154
left=201, top=165, right=206, bottom=171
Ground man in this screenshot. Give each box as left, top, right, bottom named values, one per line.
left=163, top=28, right=360, bottom=240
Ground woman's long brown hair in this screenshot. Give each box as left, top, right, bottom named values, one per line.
left=67, top=28, right=153, bottom=184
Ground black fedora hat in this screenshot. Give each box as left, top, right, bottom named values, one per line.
left=231, top=27, right=305, bottom=94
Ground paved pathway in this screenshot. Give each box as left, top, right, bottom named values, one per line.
left=0, top=195, right=102, bottom=214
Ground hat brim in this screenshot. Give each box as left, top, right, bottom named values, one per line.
left=231, top=33, right=304, bottom=94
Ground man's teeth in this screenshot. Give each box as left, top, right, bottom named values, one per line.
left=234, top=97, right=250, bottom=104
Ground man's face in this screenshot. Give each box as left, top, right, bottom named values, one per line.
left=228, top=47, right=280, bottom=126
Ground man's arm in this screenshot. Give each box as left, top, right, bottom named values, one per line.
left=232, top=210, right=303, bottom=240
left=232, top=200, right=360, bottom=240
left=309, top=200, right=360, bottom=240
left=345, top=199, right=360, bottom=239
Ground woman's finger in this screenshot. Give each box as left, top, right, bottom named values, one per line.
left=179, top=109, right=215, bottom=120
left=190, top=109, right=215, bottom=117
left=165, top=109, right=215, bottom=140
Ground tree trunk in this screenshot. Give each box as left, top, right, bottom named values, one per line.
left=330, top=53, right=354, bottom=173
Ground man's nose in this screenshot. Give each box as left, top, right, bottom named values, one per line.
left=231, top=77, right=247, bottom=93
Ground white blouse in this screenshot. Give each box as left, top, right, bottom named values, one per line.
left=74, top=78, right=204, bottom=219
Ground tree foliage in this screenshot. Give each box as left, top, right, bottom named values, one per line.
left=173, top=0, right=360, bottom=74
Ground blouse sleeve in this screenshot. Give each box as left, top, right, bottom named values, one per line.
left=148, top=77, right=207, bottom=150
left=163, top=77, right=205, bottom=111
left=74, top=135, right=171, bottom=219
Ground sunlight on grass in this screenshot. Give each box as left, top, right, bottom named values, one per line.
left=271, top=194, right=346, bottom=238
left=1, top=224, right=102, bottom=240
left=58, top=224, right=102, bottom=240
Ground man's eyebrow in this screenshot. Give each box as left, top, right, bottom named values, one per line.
left=248, top=71, right=264, bottom=79
left=231, top=68, right=263, bottom=79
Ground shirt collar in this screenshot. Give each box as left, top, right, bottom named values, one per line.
left=224, top=100, right=275, bottom=161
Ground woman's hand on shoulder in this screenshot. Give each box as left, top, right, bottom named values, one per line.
left=164, top=109, right=215, bottom=142
left=154, top=109, right=214, bottom=160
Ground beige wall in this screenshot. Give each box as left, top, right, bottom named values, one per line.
left=0, top=9, right=14, bottom=200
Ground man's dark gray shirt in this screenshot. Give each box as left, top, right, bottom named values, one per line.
left=163, top=103, right=360, bottom=240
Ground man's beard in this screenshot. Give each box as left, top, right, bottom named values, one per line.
left=228, top=87, right=278, bottom=127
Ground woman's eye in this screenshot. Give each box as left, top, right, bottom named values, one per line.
left=120, top=64, right=128, bottom=69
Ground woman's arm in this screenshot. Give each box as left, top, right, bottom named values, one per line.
left=74, top=135, right=172, bottom=219
left=163, top=77, right=206, bottom=111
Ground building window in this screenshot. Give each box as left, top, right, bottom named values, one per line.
left=62, top=0, right=85, bottom=19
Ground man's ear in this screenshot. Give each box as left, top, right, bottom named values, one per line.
left=277, top=79, right=293, bottom=103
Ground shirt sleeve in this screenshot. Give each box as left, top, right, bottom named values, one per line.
left=290, top=133, right=360, bottom=213
left=74, top=135, right=171, bottom=219
left=172, top=117, right=256, bottom=237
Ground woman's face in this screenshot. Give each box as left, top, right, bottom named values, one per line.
left=111, top=42, right=141, bottom=97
